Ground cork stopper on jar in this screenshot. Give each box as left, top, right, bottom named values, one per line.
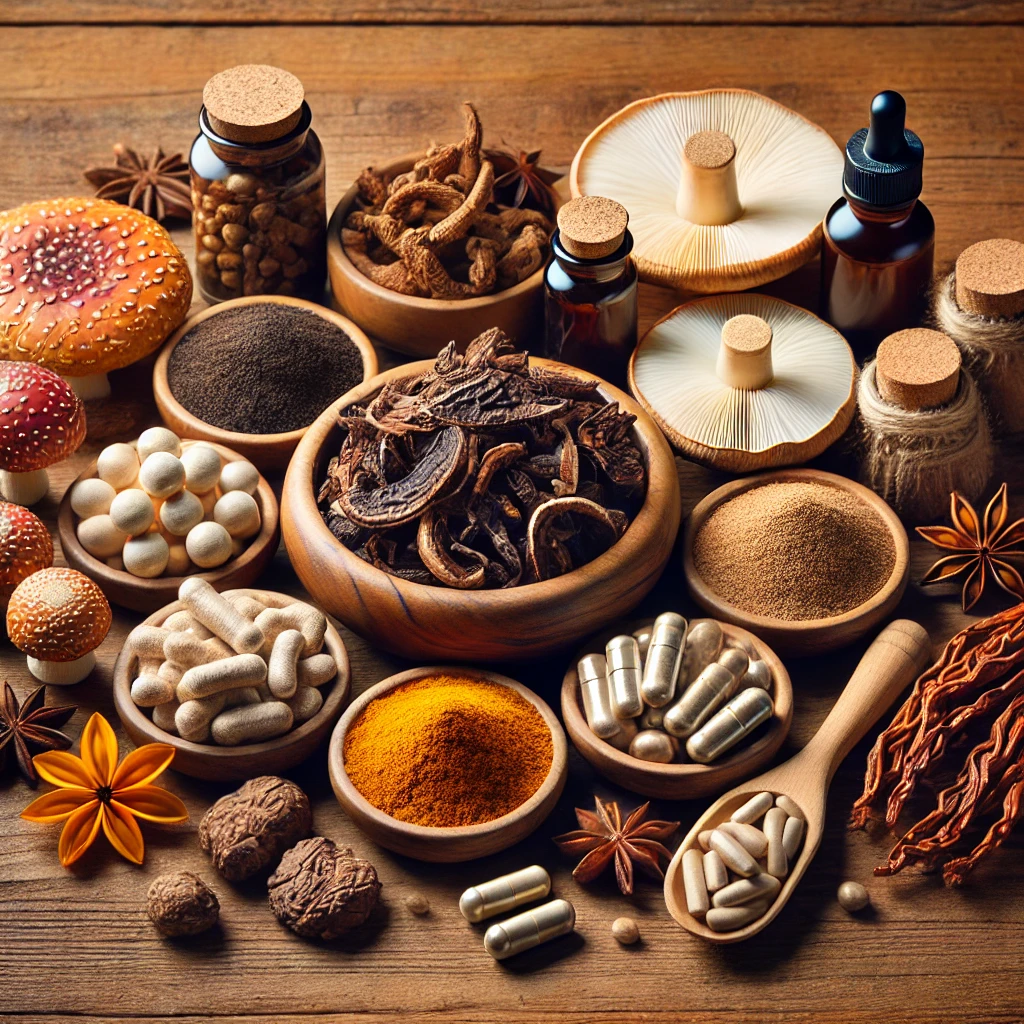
left=557, top=196, right=628, bottom=260
left=716, top=314, right=774, bottom=390
left=876, top=328, right=961, bottom=411
left=203, top=64, right=305, bottom=144
left=954, top=238, right=1024, bottom=319
left=677, top=130, right=743, bottom=227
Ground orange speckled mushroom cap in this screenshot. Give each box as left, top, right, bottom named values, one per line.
left=0, top=198, right=193, bottom=376
left=0, top=501, right=53, bottom=605
left=6, top=566, right=111, bottom=661
left=0, top=361, right=86, bottom=472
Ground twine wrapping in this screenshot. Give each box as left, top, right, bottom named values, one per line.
left=932, top=270, right=1024, bottom=434
left=857, top=359, right=993, bottom=523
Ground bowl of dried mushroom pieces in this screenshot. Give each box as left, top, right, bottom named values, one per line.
left=281, top=329, right=681, bottom=661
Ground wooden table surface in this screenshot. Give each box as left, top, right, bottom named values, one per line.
left=2, top=3, right=1024, bottom=1022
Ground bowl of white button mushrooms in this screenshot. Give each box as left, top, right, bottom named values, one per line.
left=560, top=614, right=793, bottom=799
left=112, top=583, right=350, bottom=780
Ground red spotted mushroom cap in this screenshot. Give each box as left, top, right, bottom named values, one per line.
left=0, top=501, right=53, bottom=605
left=0, top=197, right=193, bottom=376
left=0, top=361, right=86, bottom=472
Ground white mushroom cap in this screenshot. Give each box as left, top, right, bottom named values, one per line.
left=629, top=293, right=856, bottom=471
left=570, top=90, right=843, bottom=293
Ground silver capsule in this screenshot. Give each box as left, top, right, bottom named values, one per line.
left=641, top=612, right=687, bottom=708
left=632, top=625, right=652, bottom=661
left=605, top=635, right=643, bottom=719
left=460, top=865, right=551, bottom=923
left=629, top=728, right=678, bottom=763
left=740, top=658, right=773, bottom=692
left=686, top=687, right=774, bottom=763
left=664, top=648, right=750, bottom=738
left=576, top=653, right=619, bottom=739
left=483, top=898, right=575, bottom=960
left=679, top=619, right=723, bottom=688
left=604, top=715, right=638, bottom=752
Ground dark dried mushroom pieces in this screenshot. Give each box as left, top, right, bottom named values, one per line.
left=318, top=330, right=646, bottom=589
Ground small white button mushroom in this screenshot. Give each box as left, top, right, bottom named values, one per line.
left=96, top=443, right=140, bottom=490
left=139, top=451, right=186, bottom=499
left=109, top=488, right=156, bottom=537
left=185, top=521, right=232, bottom=568
left=123, top=532, right=170, bottom=578
left=137, top=427, right=181, bottom=460
left=213, top=490, right=261, bottom=539
left=160, top=489, right=205, bottom=537
left=218, top=459, right=259, bottom=495
left=70, top=478, right=116, bottom=518
left=77, top=514, right=128, bottom=559
left=180, top=444, right=222, bottom=494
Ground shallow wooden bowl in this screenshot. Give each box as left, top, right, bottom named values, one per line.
left=561, top=620, right=793, bottom=800
left=153, top=294, right=378, bottom=473
left=112, top=588, right=350, bottom=781
left=58, top=440, right=280, bottom=614
left=328, top=665, right=567, bottom=862
left=281, top=357, right=681, bottom=661
left=326, top=154, right=548, bottom=357
left=683, top=469, right=910, bottom=656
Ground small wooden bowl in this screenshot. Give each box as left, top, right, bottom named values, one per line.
left=326, top=154, right=548, bottom=357
left=59, top=440, right=280, bottom=614
left=328, top=665, right=567, bottom=862
left=683, top=469, right=910, bottom=656
left=281, top=357, right=681, bottom=661
left=153, top=295, right=378, bottom=473
left=112, top=588, right=350, bottom=781
left=561, top=620, right=793, bottom=800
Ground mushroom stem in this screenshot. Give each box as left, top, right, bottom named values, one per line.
left=676, top=130, right=743, bottom=226
left=0, top=468, right=49, bottom=506
left=716, top=315, right=774, bottom=390
left=64, top=373, right=111, bottom=401
left=26, top=652, right=96, bottom=686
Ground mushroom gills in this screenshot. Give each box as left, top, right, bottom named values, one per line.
left=27, top=652, right=96, bottom=686
left=0, top=469, right=49, bottom=506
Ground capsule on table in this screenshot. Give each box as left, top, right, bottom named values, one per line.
left=483, top=898, right=575, bottom=960
left=604, top=715, right=639, bottom=752
left=605, top=635, right=643, bottom=719
left=460, top=865, right=551, bottom=923
left=679, top=619, right=723, bottom=687
left=641, top=612, right=686, bottom=708
left=576, top=653, right=619, bottom=739
left=685, top=688, right=774, bottom=764
left=629, top=729, right=678, bottom=763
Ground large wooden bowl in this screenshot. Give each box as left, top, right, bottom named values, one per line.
left=683, top=469, right=910, bottom=656
left=281, top=358, right=681, bottom=661
left=561, top=620, right=793, bottom=800
left=112, top=589, right=350, bottom=781
left=328, top=666, right=567, bottom=862
left=58, top=440, right=280, bottom=613
left=326, top=154, right=547, bottom=357
left=153, top=295, right=378, bottom=473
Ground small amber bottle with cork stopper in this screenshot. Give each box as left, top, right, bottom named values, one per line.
left=544, top=196, right=638, bottom=386
left=821, top=90, right=934, bottom=360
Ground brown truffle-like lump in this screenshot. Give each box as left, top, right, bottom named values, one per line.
left=146, top=871, right=220, bottom=937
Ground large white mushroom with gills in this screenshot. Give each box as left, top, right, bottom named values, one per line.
left=628, top=293, right=856, bottom=472
left=570, top=90, right=843, bottom=292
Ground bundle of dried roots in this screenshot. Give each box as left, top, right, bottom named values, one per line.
left=342, top=103, right=552, bottom=299
left=851, top=602, right=1024, bottom=885
left=317, top=329, right=646, bottom=589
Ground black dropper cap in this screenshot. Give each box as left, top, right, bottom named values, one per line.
left=843, top=90, right=924, bottom=208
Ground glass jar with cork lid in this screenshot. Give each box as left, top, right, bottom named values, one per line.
left=190, top=64, right=326, bottom=303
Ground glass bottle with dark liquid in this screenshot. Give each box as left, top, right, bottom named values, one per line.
left=821, top=90, right=934, bottom=361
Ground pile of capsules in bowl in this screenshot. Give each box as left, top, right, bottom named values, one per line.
left=576, top=614, right=775, bottom=764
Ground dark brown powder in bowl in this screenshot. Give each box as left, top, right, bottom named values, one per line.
left=167, top=304, right=365, bottom=434
left=692, top=481, right=896, bottom=621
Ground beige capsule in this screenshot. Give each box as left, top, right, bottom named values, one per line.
left=606, top=635, right=643, bottom=719
left=682, top=847, right=710, bottom=918
left=663, top=660, right=734, bottom=738
left=685, top=687, right=774, bottom=764
left=730, top=791, right=774, bottom=824
left=483, top=899, right=575, bottom=960
left=763, top=806, right=789, bottom=878
left=577, top=653, right=619, bottom=739
left=459, top=865, right=551, bottom=923
left=718, top=820, right=768, bottom=858
left=712, top=872, right=781, bottom=908
left=705, top=897, right=772, bottom=933
left=703, top=849, right=729, bottom=892
left=709, top=829, right=759, bottom=877
left=783, top=813, right=805, bottom=859
left=641, top=611, right=687, bottom=708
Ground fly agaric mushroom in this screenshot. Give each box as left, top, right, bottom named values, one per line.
left=0, top=361, right=86, bottom=505
left=570, top=90, right=843, bottom=293
left=0, top=501, right=53, bottom=606
left=0, top=197, right=192, bottom=399
left=7, top=567, right=111, bottom=684
left=629, top=294, right=856, bottom=471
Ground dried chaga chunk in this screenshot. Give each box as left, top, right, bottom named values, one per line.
left=147, top=871, right=220, bottom=937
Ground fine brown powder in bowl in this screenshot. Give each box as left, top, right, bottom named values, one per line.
left=692, top=481, right=896, bottom=621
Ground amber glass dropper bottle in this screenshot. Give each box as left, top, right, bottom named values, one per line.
left=821, top=90, right=934, bottom=361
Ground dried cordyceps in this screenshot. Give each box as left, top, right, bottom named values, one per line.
left=342, top=103, right=552, bottom=299
left=851, top=602, right=1024, bottom=885
left=318, top=330, right=646, bottom=589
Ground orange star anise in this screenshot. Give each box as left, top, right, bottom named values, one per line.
left=917, top=484, right=1024, bottom=612
left=552, top=796, right=679, bottom=895
left=21, top=712, right=187, bottom=867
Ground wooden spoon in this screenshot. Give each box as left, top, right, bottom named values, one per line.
left=663, top=619, right=931, bottom=943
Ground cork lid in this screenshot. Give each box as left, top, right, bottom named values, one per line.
left=684, top=130, right=736, bottom=171
left=203, top=64, right=305, bottom=144
left=955, top=238, right=1024, bottom=319
left=876, top=328, right=961, bottom=411
left=557, top=196, right=628, bottom=259
left=717, top=314, right=774, bottom=390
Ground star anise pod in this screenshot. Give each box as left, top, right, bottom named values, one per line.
left=0, top=682, right=77, bottom=787
left=83, top=144, right=191, bottom=223
left=552, top=796, right=679, bottom=895
left=917, top=483, right=1024, bottom=612
left=484, top=142, right=563, bottom=218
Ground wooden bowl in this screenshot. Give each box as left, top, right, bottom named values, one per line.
left=112, top=588, right=350, bottom=781
left=683, top=469, right=911, bottom=656
left=326, top=154, right=547, bottom=357
left=561, top=620, right=793, bottom=800
left=153, top=295, right=378, bottom=473
left=281, top=357, right=681, bottom=661
left=328, top=665, right=567, bottom=862
left=59, top=440, right=280, bottom=613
